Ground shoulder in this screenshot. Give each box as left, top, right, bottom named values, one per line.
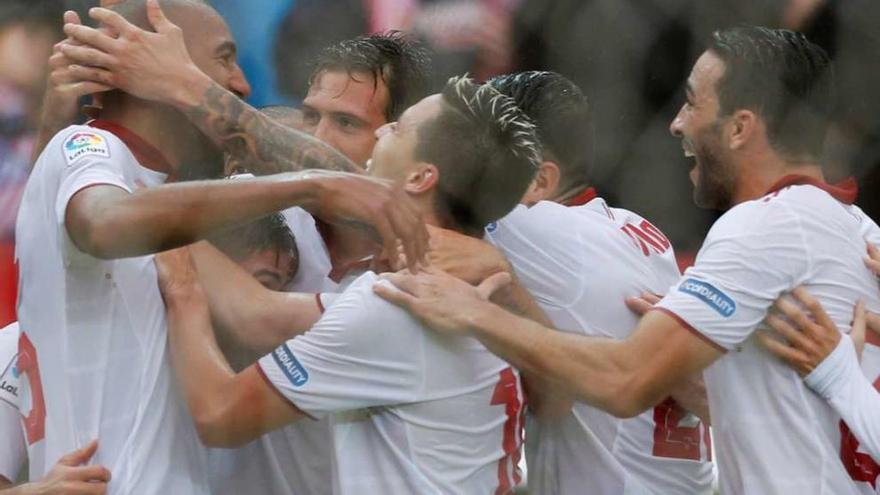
left=310, top=273, right=422, bottom=344
left=55, top=125, right=125, bottom=168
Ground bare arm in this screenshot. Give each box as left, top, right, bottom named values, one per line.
left=60, top=1, right=361, bottom=175
left=156, top=248, right=305, bottom=448
left=374, top=269, right=723, bottom=418
left=189, top=241, right=322, bottom=355
left=65, top=169, right=427, bottom=270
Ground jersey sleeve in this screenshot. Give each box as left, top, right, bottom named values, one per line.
left=257, top=275, right=426, bottom=419
left=655, top=201, right=809, bottom=350
left=52, top=129, right=131, bottom=263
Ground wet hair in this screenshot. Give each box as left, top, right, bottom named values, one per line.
left=415, top=76, right=541, bottom=236
left=208, top=213, right=299, bottom=281
left=708, top=26, right=834, bottom=159
left=490, top=71, right=593, bottom=190
left=310, top=31, right=432, bottom=121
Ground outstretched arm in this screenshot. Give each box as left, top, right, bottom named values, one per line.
left=373, top=268, right=723, bottom=418
left=156, top=247, right=306, bottom=448
left=60, top=0, right=361, bottom=175
left=66, top=170, right=427, bottom=269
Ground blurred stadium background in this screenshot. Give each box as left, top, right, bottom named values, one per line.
left=1, top=0, right=879, bottom=331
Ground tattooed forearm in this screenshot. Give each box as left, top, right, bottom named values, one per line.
left=183, top=83, right=363, bottom=175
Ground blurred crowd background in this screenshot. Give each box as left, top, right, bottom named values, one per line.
left=1, top=0, right=879, bottom=326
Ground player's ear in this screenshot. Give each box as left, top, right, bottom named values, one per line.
left=521, top=160, right=561, bottom=206
left=403, top=163, right=438, bottom=195
left=728, top=109, right=757, bottom=151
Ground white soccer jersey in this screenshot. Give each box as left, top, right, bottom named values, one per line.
left=0, top=322, right=24, bottom=483
left=15, top=121, right=209, bottom=494
left=207, top=206, right=352, bottom=495
left=487, top=199, right=713, bottom=495
left=656, top=176, right=880, bottom=494
left=258, top=272, right=525, bottom=495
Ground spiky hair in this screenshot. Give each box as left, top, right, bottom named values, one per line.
left=414, top=76, right=541, bottom=236
left=442, top=75, right=543, bottom=171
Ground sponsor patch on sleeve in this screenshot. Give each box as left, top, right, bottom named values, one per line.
left=63, top=131, right=110, bottom=165
left=271, top=344, right=309, bottom=387
left=677, top=278, right=737, bottom=318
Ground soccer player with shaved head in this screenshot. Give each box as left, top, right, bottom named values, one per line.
left=16, top=1, right=427, bottom=493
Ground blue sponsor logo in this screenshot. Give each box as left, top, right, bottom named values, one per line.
left=485, top=222, right=498, bottom=233
left=272, top=344, right=309, bottom=387
left=678, top=278, right=736, bottom=318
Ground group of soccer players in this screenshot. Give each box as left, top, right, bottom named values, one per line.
left=1, top=0, right=879, bottom=493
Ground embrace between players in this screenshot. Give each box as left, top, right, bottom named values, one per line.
left=2, top=0, right=880, bottom=494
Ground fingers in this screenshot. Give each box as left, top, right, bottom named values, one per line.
left=790, top=287, right=836, bottom=340
left=146, top=0, right=176, bottom=34
left=67, top=64, right=115, bottom=86
left=60, top=44, right=117, bottom=70
left=641, top=292, right=662, bottom=305
left=63, top=23, right=121, bottom=55
left=377, top=270, right=421, bottom=296
left=765, top=312, right=813, bottom=351
left=69, top=464, right=112, bottom=482
left=64, top=10, right=82, bottom=25
left=852, top=300, right=866, bottom=360
left=625, top=296, right=654, bottom=316
left=58, top=440, right=99, bottom=466
left=756, top=330, right=810, bottom=376
left=373, top=278, right=419, bottom=310
left=774, top=296, right=827, bottom=344
left=476, top=272, right=511, bottom=300
left=87, top=7, right=138, bottom=37
left=66, top=482, right=110, bottom=495
left=867, top=310, right=880, bottom=340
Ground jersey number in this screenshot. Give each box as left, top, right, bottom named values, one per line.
left=491, top=367, right=524, bottom=494
left=17, top=332, right=46, bottom=445
left=652, top=397, right=710, bottom=461
left=621, top=220, right=671, bottom=257
left=840, top=376, right=880, bottom=487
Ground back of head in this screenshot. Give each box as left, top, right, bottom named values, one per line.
left=708, top=26, right=834, bottom=160
left=208, top=212, right=299, bottom=278
left=415, top=76, right=541, bottom=236
left=310, top=31, right=432, bottom=121
left=490, top=71, right=593, bottom=191
left=0, top=0, right=64, bottom=36
left=109, top=0, right=210, bottom=31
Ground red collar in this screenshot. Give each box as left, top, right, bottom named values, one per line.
left=315, top=220, right=377, bottom=283
left=563, top=187, right=598, bottom=207
left=88, top=119, right=173, bottom=175
left=764, top=175, right=858, bottom=205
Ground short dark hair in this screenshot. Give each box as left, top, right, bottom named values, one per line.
left=415, top=76, right=541, bottom=236
left=208, top=213, right=299, bottom=280
left=310, top=31, right=432, bottom=121
left=708, top=26, right=834, bottom=159
left=490, top=71, right=593, bottom=190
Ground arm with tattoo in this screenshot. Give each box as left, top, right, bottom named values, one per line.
left=182, top=83, right=364, bottom=175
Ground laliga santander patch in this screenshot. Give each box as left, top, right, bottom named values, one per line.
left=63, top=131, right=110, bottom=165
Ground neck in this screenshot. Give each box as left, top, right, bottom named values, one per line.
left=98, top=97, right=205, bottom=173
left=731, top=150, right=824, bottom=205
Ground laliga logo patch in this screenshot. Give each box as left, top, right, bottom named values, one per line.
left=485, top=222, right=498, bottom=234
left=63, top=131, right=110, bottom=165
left=678, top=278, right=736, bottom=318
left=272, top=344, right=309, bottom=387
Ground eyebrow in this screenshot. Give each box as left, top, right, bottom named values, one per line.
left=215, top=40, right=237, bottom=58
left=685, top=81, right=696, bottom=99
